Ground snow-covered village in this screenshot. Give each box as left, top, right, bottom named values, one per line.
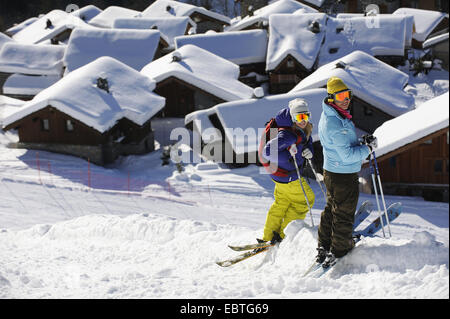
left=0, top=0, right=448, bottom=304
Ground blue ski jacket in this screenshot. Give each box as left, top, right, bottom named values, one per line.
left=318, top=100, right=370, bottom=174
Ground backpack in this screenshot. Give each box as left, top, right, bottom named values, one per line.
left=258, top=118, right=303, bottom=177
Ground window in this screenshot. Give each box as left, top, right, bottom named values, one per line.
left=423, top=139, right=433, bottom=145
left=286, top=58, right=295, bottom=68
left=364, top=106, right=373, bottom=116
left=66, top=119, right=74, bottom=132
left=41, top=119, right=49, bottom=131
left=434, top=159, right=443, bottom=173
left=329, top=48, right=339, bottom=54
left=389, top=156, right=397, bottom=168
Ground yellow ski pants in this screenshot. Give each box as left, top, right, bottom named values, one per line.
left=263, top=178, right=315, bottom=241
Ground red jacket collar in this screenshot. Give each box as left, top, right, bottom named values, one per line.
left=328, top=101, right=352, bottom=120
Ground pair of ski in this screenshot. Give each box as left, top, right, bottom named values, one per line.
left=302, top=200, right=402, bottom=278
left=216, top=200, right=402, bottom=268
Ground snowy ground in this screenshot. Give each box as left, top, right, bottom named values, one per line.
left=0, top=68, right=449, bottom=299
left=0, top=128, right=448, bottom=299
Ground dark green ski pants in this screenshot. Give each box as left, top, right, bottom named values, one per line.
left=318, top=170, right=359, bottom=258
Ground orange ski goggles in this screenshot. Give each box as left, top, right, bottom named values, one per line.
left=294, top=112, right=311, bottom=123
left=332, top=90, right=352, bottom=102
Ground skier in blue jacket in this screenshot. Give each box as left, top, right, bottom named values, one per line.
left=260, top=98, right=315, bottom=243
left=316, top=77, right=377, bottom=267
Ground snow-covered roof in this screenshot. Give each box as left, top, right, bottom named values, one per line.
left=266, top=13, right=326, bottom=71
left=302, top=0, right=327, bottom=7
left=318, top=16, right=407, bottom=67
left=141, top=44, right=255, bottom=102
left=0, top=42, right=65, bottom=75
left=0, top=32, right=13, bottom=51
left=2, top=56, right=165, bottom=133
left=185, top=88, right=327, bottom=154
left=142, top=0, right=230, bottom=24
left=291, top=50, right=414, bottom=117
left=63, top=28, right=160, bottom=74
left=113, top=17, right=194, bottom=49
left=3, top=74, right=60, bottom=96
left=70, top=5, right=102, bottom=23
left=0, top=95, right=26, bottom=125
left=226, top=0, right=317, bottom=31
left=12, top=10, right=92, bottom=44
left=423, top=32, right=449, bottom=49
left=372, top=92, right=449, bottom=159
left=5, top=17, right=39, bottom=36
left=88, top=6, right=142, bottom=28
left=336, top=13, right=414, bottom=48
left=393, top=8, right=448, bottom=42
left=175, top=29, right=268, bottom=65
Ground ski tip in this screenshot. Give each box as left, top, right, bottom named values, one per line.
left=216, top=261, right=232, bottom=267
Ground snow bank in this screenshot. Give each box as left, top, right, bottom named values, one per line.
left=0, top=213, right=447, bottom=298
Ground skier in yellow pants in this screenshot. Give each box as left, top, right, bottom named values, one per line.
left=259, top=98, right=316, bottom=243
left=263, top=178, right=315, bottom=241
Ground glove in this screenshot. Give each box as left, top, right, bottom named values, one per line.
left=360, top=134, right=378, bottom=152
left=302, top=148, right=313, bottom=160
left=288, top=144, right=297, bottom=156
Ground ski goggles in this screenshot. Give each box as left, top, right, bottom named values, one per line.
left=294, top=112, right=311, bottom=123
left=332, top=90, right=352, bottom=102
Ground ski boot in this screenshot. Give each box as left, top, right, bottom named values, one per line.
left=322, top=252, right=336, bottom=269
left=316, top=246, right=328, bottom=264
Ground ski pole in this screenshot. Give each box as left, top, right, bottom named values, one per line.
left=369, top=152, right=386, bottom=238
left=307, top=158, right=326, bottom=202
left=292, top=153, right=315, bottom=227
left=372, top=152, right=392, bottom=237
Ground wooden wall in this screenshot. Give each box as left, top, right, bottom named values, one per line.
left=7, top=105, right=105, bottom=145
left=375, top=128, right=449, bottom=184
left=269, top=55, right=311, bottom=94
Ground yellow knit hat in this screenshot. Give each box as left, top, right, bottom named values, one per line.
left=327, top=77, right=348, bottom=94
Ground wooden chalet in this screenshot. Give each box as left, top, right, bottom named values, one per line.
left=266, top=13, right=326, bottom=94
left=268, top=54, right=312, bottom=94
left=423, top=33, right=449, bottom=71
left=142, top=0, right=231, bottom=34
left=364, top=128, right=449, bottom=202
left=189, top=11, right=230, bottom=33
left=0, top=43, right=65, bottom=100
left=2, top=56, right=165, bottom=166
left=235, top=0, right=269, bottom=18
left=154, top=77, right=225, bottom=118
left=3, top=106, right=156, bottom=165
left=141, top=45, right=255, bottom=119
left=360, top=92, right=449, bottom=202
